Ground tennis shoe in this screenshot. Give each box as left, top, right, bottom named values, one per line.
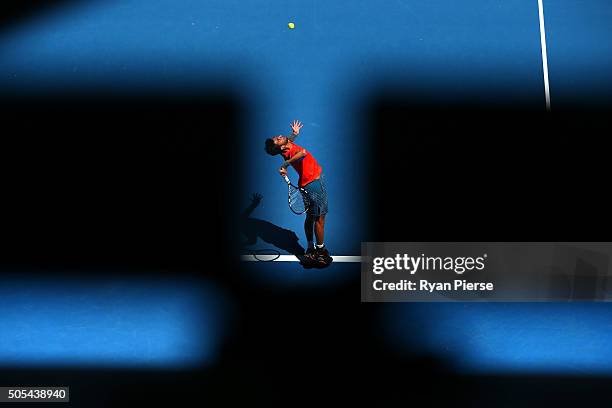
left=315, top=247, right=333, bottom=266
left=315, top=246, right=329, bottom=258
left=303, top=247, right=316, bottom=261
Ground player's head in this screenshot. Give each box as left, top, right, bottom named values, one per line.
left=264, top=135, right=288, bottom=156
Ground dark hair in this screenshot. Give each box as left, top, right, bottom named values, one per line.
left=265, top=138, right=281, bottom=156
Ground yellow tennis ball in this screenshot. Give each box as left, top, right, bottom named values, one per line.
left=288, top=22, right=295, bottom=29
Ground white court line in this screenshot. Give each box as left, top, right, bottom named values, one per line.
left=241, top=255, right=362, bottom=262
left=538, top=0, right=551, bottom=111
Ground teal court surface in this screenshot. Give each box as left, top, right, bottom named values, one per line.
left=2, top=0, right=612, bottom=277
left=1, top=0, right=612, bottom=375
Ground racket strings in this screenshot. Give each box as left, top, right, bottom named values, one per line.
left=289, top=185, right=328, bottom=215
left=288, top=185, right=307, bottom=214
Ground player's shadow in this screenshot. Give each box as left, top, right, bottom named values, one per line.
left=240, top=193, right=307, bottom=263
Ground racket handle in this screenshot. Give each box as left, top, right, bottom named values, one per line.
left=283, top=175, right=291, bottom=184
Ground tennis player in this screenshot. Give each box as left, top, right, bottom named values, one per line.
left=264, top=120, right=332, bottom=266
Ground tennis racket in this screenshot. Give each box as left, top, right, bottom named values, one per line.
left=283, top=175, right=308, bottom=215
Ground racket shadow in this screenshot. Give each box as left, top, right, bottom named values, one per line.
left=240, top=193, right=308, bottom=264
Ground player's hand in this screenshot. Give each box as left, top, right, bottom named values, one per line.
left=279, top=167, right=288, bottom=177
left=290, top=119, right=303, bottom=135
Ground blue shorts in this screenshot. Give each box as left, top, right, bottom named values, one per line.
left=303, top=174, right=328, bottom=217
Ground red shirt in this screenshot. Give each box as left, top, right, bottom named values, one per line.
left=281, top=142, right=322, bottom=187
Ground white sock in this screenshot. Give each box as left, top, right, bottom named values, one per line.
left=316, top=243, right=325, bottom=249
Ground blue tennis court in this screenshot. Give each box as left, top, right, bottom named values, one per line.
left=2, top=1, right=611, bottom=267
left=1, top=0, right=612, bottom=380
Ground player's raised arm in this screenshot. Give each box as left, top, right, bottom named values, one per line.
left=287, top=119, right=303, bottom=141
